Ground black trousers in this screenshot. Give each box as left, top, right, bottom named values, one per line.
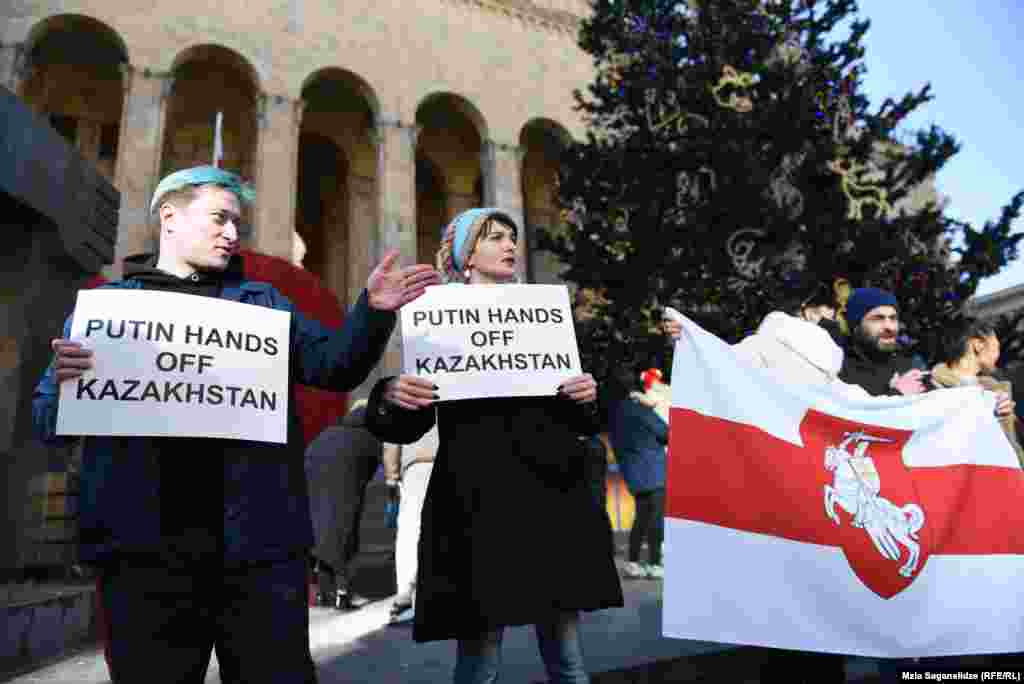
left=314, top=445, right=381, bottom=582
left=100, top=554, right=317, bottom=684
left=629, top=488, right=665, bottom=564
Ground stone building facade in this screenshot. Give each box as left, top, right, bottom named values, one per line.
left=0, top=0, right=593, bottom=377
left=969, top=284, right=1024, bottom=321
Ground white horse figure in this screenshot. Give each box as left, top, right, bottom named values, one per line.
left=824, top=431, right=925, bottom=578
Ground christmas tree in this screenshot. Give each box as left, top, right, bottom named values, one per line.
left=545, top=0, right=1023, bottom=380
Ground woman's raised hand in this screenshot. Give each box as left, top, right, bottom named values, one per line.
left=384, top=375, right=438, bottom=411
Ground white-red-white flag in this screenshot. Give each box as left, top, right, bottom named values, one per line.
left=662, top=316, right=1024, bottom=658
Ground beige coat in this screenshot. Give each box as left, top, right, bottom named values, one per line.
left=929, top=363, right=1024, bottom=468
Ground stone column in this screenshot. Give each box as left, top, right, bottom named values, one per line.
left=0, top=41, right=28, bottom=94
left=481, top=140, right=527, bottom=280
left=348, top=173, right=377, bottom=309
left=252, top=95, right=304, bottom=259
left=375, top=117, right=419, bottom=263
left=372, top=116, right=419, bottom=381
left=111, top=65, right=173, bottom=275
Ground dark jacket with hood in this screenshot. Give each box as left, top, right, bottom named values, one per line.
left=33, top=254, right=395, bottom=567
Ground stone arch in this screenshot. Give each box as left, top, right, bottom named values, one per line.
left=300, top=67, right=380, bottom=123
left=21, top=13, right=130, bottom=67
left=297, top=69, right=378, bottom=306
left=19, top=14, right=129, bottom=181
left=416, top=93, right=486, bottom=233
left=160, top=45, right=261, bottom=184
left=519, top=118, right=572, bottom=284
left=416, top=92, right=489, bottom=143
left=169, top=44, right=261, bottom=93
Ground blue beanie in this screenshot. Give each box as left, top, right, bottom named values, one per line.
left=845, top=288, right=898, bottom=328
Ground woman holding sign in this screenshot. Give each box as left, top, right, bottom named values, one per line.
left=365, top=209, right=623, bottom=684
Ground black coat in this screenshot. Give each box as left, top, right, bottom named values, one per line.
left=304, top=408, right=382, bottom=573
left=366, top=380, right=624, bottom=642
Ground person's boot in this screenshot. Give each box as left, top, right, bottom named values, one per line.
left=334, top=572, right=371, bottom=612
left=316, top=566, right=338, bottom=608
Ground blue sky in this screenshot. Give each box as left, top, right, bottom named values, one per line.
left=844, top=0, right=1022, bottom=296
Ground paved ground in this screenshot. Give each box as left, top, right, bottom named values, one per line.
left=5, top=555, right=895, bottom=683
left=5, top=569, right=739, bottom=684
left=4, top=486, right=893, bottom=683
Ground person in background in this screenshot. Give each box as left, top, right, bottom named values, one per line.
left=382, top=424, right=438, bottom=624
left=836, top=288, right=928, bottom=397
left=606, top=367, right=669, bottom=580
left=927, top=317, right=1022, bottom=464
left=304, top=399, right=380, bottom=611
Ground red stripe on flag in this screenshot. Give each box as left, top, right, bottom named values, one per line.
left=666, top=407, right=1024, bottom=555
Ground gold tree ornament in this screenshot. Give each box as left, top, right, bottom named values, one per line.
left=833, top=277, right=852, bottom=334
left=646, top=103, right=710, bottom=135
left=711, top=65, right=757, bottom=112
left=826, top=158, right=893, bottom=221
left=574, top=287, right=610, bottom=323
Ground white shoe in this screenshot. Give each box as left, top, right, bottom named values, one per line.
left=622, top=561, right=647, bottom=579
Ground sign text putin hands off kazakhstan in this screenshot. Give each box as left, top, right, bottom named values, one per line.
left=56, top=289, right=290, bottom=443
left=401, top=285, right=582, bottom=401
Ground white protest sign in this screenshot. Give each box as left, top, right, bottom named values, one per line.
left=400, top=284, right=582, bottom=401
left=57, top=289, right=291, bottom=443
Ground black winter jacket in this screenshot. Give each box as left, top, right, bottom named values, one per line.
left=838, top=336, right=923, bottom=397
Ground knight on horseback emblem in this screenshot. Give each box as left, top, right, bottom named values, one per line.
left=824, top=431, right=926, bottom=578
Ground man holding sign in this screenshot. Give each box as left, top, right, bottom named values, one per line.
left=365, top=208, right=623, bottom=684
left=32, top=166, right=440, bottom=683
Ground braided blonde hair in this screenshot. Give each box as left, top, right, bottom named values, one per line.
left=436, top=219, right=463, bottom=284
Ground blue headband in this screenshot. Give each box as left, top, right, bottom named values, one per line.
left=448, top=208, right=517, bottom=271
left=150, top=165, right=256, bottom=214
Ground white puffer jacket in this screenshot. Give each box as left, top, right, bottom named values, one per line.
left=732, top=312, right=870, bottom=399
